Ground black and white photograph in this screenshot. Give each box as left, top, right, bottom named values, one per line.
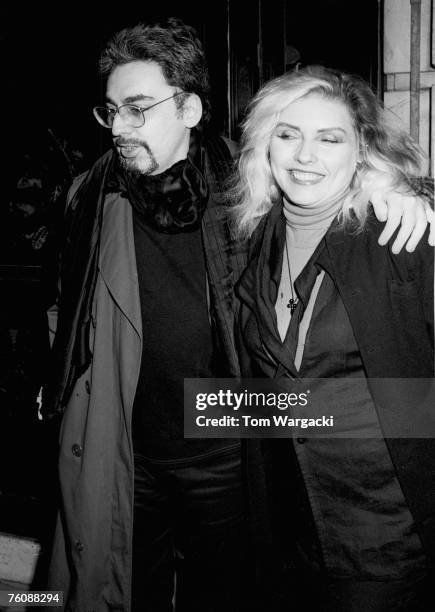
left=0, top=1, right=434, bottom=610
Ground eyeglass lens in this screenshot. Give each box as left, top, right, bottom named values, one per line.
left=95, top=105, right=145, bottom=128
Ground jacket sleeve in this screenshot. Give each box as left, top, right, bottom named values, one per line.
left=413, top=236, right=434, bottom=348
left=404, top=190, right=434, bottom=350
left=46, top=173, right=88, bottom=346
left=413, top=180, right=434, bottom=345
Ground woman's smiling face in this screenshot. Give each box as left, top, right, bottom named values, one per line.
left=269, top=94, right=359, bottom=209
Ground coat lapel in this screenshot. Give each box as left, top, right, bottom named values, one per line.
left=99, top=192, right=142, bottom=340
left=236, top=204, right=299, bottom=377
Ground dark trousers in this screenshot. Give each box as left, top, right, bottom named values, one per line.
left=132, top=447, right=251, bottom=612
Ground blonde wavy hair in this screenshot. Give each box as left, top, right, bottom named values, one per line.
left=230, top=65, right=426, bottom=239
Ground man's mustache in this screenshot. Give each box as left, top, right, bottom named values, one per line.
left=114, top=138, right=149, bottom=148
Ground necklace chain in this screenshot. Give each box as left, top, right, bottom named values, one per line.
left=284, top=239, right=298, bottom=313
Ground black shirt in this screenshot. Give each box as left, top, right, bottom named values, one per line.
left=132, top=212, right=237, bottom=462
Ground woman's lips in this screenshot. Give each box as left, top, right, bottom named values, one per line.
left=289, top=170, right=325, bottom=185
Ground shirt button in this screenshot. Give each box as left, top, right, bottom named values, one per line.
left=75, top=540, right=84, bottom=552
left=296, top=437, right=307, bottom=444
left=72, top=444, right=83, bottom=457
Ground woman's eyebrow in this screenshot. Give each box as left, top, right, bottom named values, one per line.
left=275, top=122, right=300, bottom=130
left=275, top=122, right=347, bottom=134
left=317, top=127, right=347, bottom=134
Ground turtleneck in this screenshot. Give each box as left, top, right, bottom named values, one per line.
left=275, top=196, right=342, bottom=341
left=282, top=195, right=341, bottom=280
left=282, top=195, right=342, bottom=247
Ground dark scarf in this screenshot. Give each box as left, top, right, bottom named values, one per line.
left=43, top=131, right=233, bottom=418
left=110, top=129, right=209, bottom=233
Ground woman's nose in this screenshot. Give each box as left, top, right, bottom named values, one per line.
left=295, top=139, right=317, bottom=164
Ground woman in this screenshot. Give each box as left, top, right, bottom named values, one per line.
left=232, top=66, right=434, bottom=611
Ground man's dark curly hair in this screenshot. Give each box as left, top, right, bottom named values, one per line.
left=99, top=18, right=211, bottom=124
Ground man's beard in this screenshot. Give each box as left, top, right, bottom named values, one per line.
left=115, top=138, right=159, bottom=176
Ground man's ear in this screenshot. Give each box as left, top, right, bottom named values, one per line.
left=182, top=94, right=203, bottom=128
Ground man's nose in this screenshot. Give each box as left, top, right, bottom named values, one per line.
left=111, top=111, right=132, bottom=137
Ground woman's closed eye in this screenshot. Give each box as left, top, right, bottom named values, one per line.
left=319, top=132, right=345, bottom=144
left=277, top=131, right=299, bottom=141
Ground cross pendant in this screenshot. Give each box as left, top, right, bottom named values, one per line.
left=287, top=298, right=297, bottom=313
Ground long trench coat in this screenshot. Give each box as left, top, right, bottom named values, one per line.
left=47, top=154, right=247, bottom=612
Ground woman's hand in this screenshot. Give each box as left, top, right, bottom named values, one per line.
left=370, top=190, right=434, bottom=254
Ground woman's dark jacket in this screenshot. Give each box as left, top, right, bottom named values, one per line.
left=240, top=203, right=435, bottom=562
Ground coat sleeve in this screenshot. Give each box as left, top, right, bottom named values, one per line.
left=398, top=226, right=434, bottom=356
left=413, top=238, right=434, bottom=349
left=409, top=179, right=434, bottom=347
left=46, top=173, right=88, bottom=346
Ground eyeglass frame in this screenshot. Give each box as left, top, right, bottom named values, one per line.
left=93, top=91, right=186, bottom=129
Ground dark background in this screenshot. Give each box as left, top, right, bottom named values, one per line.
left=2, top=0, right=380, bottom=163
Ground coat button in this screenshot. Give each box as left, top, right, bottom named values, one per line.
left=72, top=444, right=83, bottom=457
left=296, top=437, right=307, bottom=444
left=75, top=540, right=84, bottom=552
left=85, top=380, right=91, bottom=394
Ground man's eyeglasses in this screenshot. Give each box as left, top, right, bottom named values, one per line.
left=93, top=92, right=185, bottom=129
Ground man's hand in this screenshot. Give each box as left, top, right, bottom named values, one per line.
left=370, top=190, right=435, bottom=254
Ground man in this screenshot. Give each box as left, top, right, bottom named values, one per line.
left=44, top=18, right=433, bottom=612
